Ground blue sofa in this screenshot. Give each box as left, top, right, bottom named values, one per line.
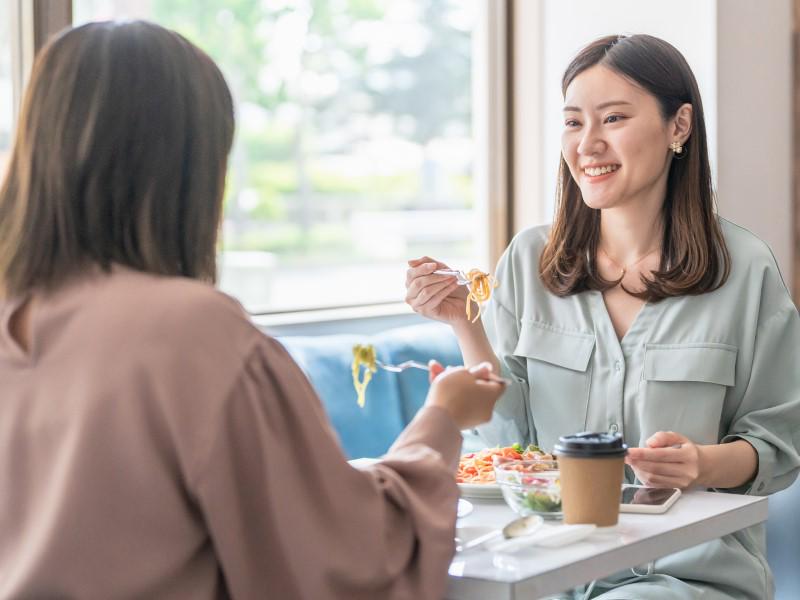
left=278, top=322, right=463, bottom=459
left=766, top=478, right=800, bottom=599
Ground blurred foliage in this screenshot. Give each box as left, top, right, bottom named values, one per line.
left=151, top=0, right=473, bottom=258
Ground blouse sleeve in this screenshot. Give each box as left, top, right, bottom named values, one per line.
left=475, top=243, right=535, bottom=447
left=721, top=304, right=800, bottom=496
left=189, top=336, right=463, bottom=600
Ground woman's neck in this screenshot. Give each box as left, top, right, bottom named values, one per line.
left=599, top=203, right=664, bottom=264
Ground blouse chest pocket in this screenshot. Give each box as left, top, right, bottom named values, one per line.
left=514, top=321, right=595, bottom=452
left=640, top=343, right=737, bottom=445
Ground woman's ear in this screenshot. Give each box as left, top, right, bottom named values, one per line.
left=672, top=103, right=693, bottom=144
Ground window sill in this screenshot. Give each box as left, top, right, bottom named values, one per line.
left=251, top=302, right=426, bottom=336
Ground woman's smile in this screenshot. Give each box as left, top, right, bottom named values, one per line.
left=582, top=163, right=621, bottom=183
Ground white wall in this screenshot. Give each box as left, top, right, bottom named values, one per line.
left=512, top=0, right=794, bottom=289
left=540, top=0, right=717, bottom=218
left=715, top=0, right=793, bottom=287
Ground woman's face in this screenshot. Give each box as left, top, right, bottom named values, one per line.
left=561, top=65, right=678, bottom=212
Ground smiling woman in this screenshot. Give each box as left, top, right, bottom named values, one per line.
left=405, top=33, right=800, bottom=600
left=541, top=34, right=728, bottom=303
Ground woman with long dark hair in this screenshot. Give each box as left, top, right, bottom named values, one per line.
left=407, top=34, right=799, bottom=598
left=0, top=21, right=507, bottom=599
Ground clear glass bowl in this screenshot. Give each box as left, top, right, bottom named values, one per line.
left=493, top=458, right=562, bottom=519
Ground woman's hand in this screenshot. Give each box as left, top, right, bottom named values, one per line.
left=625, top=431, right=703, bottom=489
left=426, top=360, right=506, bottom=430
left=405, top=256, right=469, bottom=325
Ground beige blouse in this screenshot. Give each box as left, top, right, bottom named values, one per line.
left=0, top=267, right=462, bottom=600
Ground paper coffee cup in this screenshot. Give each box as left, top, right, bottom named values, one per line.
left=554, top=432, right=627, bottom=526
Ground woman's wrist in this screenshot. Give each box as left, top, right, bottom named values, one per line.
left=451, top=318, right=500, bottom=372
left=695, top=440, right=758, bottom=489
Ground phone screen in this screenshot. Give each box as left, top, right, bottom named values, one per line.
left=621, top=486, right=678, bottom=505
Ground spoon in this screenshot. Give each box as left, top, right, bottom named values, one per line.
left=455, top=515, right=543, bottom=552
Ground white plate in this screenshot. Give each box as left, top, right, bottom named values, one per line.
left=458, top=482, right=503, bottom=498
left=457, top=498, right=474, bottom=518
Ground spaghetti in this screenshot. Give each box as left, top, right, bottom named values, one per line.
left=465, top=269, right=499, bottom=323
left=351, top=344, right=377, bottom=408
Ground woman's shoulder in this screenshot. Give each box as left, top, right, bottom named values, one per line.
left=719, top=218, right=789, bottom=283
left=718, top=218, right=795, bottom=316
left=108, top=266, right=245, bottom=315
left=720, top=218, right=780, bottom=265
left=85, top=267, right=262, bottom=353
left=504, top=224, right=551, bottom=263
left=511, top=223, right=551, bottom=248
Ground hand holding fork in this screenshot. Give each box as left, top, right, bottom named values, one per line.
left=375, top=358, right=511, bottom=385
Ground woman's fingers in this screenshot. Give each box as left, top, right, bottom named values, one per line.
left=405, top=261, right=437, bottom=287
left=407, top=256, right=433, bottom=268
left=407, top=256, right=448, bottom=269
left=406, top=276, right=454, bottom=305
left=412, top=280, right=459, bottom=312
left=645, top=430, right=688, bottom=448
left=427, top=359, right=445, bottom=383
left=405, top=259, right=450, bottom=287
left=406, top=281, right=454, bottom=311
left=633, top=472, right=685, bottom=488
left=625, top=459, right=685, bottom=479
left=626, top=446, right=684, bottom=463
left=630, top=464, right=689, bottom=488
left=468, top=361, right=494, bottom=379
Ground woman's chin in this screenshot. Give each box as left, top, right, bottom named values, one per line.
left=581, top=195, right=618, bottom=210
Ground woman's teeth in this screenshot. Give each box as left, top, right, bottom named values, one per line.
left=584, top=165, right=620, bottom=177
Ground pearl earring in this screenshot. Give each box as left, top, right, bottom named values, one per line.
left=670, top=141, right=684, bottom=155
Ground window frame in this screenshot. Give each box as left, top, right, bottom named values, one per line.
left=19, top=1, right=514, bottom=325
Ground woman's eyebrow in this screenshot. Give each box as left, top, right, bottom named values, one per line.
left=563, top=100, right=633, bottom=112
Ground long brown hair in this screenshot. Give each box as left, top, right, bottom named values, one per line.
left=539, top=34, right=730, bottom=301
left=0, top=21, right=235, bottom=298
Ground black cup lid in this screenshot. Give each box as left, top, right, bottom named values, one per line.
left=553, top=432, right=627, bottom=458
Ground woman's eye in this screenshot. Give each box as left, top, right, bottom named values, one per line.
left=605, top=114, right=625, bottom=124
left=564, top=119, right=580, bottom=128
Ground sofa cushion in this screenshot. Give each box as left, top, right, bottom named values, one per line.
left=766, top=477, right=800, bottom=599
left=374, top=323, right=463, bottom=424
left=277, top=322, right=463, bottom=459
left=277, top=333, right=405, bottom=459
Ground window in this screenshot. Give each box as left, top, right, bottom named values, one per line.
left=0, top=0, right=12, bottom=178
left=73, top=0, right=483, bottom=314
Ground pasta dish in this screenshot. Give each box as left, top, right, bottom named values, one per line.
left=457, top=444, right=552, bottom=484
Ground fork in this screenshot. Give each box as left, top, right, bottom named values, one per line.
left=433, top=269, right=471, bottom=286
left=375, top=359, right=430, bottom=373
left=375, top=359, right=511, bottom=385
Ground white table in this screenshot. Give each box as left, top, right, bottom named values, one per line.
left=447, top=490, right=768, bottom=600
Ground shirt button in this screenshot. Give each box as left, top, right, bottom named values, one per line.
left=614, top=360, right=623, bottom=372
left=609, top=423, right=619, bottom=433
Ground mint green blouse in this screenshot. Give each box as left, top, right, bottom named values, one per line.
left=478, top=219, right=800, bottom=599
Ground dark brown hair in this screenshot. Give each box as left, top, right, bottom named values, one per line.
left=539, top=34, right=730, bottom=301
left=0, top=20, right=235, bottom=297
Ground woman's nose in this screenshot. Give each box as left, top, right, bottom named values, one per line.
left=576, top=124, right=606, bottom=156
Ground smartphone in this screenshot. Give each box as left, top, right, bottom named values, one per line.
left=619, top=484, right=681, bottom=514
